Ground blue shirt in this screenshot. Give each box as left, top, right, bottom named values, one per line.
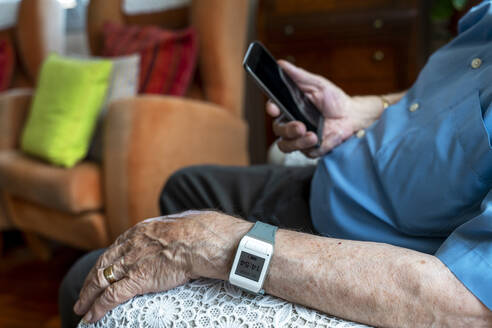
left=310, top=1, right=492, bottom=310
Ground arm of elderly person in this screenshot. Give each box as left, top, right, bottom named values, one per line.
left=74, top=211, right=492, bottom=327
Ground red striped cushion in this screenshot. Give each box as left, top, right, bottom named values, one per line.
left=0, top=37, right=15, bottom=91
left=102, top=22, right=198, bottom=96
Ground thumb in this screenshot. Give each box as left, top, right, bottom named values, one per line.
left=83, top=278, right=136, bottom=323
left=278, top=60, right=321, bottom=87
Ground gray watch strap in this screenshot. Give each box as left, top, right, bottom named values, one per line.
left=246, top=221, right=278, bottom=244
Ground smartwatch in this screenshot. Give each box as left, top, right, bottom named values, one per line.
left=229, top=221, right=278, bottom=294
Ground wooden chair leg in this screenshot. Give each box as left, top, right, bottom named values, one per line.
left=23, top=231, right=52, bottom=261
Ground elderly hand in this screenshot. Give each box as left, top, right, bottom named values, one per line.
left=73, top=210, right=252, bottom=323
left=267, top=60, right=385, bottom=158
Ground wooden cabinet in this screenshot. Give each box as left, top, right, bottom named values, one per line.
left=257, top=0, right=430, bottom=146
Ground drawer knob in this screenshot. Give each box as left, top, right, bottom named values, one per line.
left=372, top=50, right=385, bottom=62
left=373, top=19, right=384, bottom=29
left=284, top=24, right=295, bottom=36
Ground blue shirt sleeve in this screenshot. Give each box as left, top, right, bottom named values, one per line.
left=435, top=188, right=492, bottom=310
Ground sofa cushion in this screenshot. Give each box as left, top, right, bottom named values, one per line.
left=0, top=150, right=102, bottom=213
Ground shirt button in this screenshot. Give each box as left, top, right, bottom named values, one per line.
left=471, top=58, right=482, bottom=69
left=356, top=129, right=366, bottom=138
left=409, top=102, right=420, bottom=112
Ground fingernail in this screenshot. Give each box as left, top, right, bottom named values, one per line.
left=83, top=311, right=92, bottom=323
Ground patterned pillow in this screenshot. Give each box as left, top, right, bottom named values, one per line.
left=102, top=22, right=198, bottom=96
left=0, top=36, right=15, bottom=91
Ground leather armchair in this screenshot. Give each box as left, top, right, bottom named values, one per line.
left=0, top=0, right=250, bottom=250
left=0, top=0, right=64, bottom=250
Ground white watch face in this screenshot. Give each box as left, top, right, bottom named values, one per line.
left=229, top=236, right=273, bottom=293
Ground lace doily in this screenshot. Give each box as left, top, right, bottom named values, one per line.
left=78, top=279, right=372, bottom=328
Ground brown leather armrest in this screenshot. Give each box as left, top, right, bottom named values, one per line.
left=0, top=89, right=33, bottom=150
left=191, top=0, right=248, bottom=117
left=103, top=96, right=249, bottom=239
left=86, top=0, right=125, bottom=55
left=16, top=0, right=64, bottom=83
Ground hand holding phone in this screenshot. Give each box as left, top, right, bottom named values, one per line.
left=244, top=41, right=369, bottom=158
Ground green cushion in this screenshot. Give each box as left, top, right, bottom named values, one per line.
left=21, top=54, right=113, bottom=167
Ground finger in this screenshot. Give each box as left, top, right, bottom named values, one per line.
left=95, top=241, right=131, bottom=270
left=76, top=230, right=166, bottom=315
left=82, top=278, right=137, bottom=323
left=107, top=257, right=128, bottom=281
left=274, top=113, right=290, bottom=125
left=273, top=120, right=306, bottom=140
left=74, top=241, right=146, bottom=315
left=277, top=132, right=318, bottom=153
left=304, top=146, right=327, bottom=159
left=278, top=60, right=322, bottom=88
left=76, top=245, right=119, bottom=310
left=74, top=265, right=114, bottom=316
left=304, top=131, right=345, bottom=158
left=76, top=242, right=129, bottom=300
left=302, top=147, right=325, bottom=159
left=266, top=100, right=281, bottom=117
left=75, top=235, right=158, bottom=315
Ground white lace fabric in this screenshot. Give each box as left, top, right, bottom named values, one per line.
left=78, top=279, right=372, bottom=328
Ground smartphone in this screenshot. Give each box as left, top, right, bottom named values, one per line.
left=243, top=41, right=324, bottom=145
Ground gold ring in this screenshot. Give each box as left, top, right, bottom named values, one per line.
left=103, top=265, right=117, bottom=284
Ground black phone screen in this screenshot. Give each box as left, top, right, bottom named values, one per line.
left=244, top=42, right=323, bottom=132
left=234, top=251, right=265, bottom=282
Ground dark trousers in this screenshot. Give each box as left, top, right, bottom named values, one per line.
left=59, top=164, right=316, bottom=328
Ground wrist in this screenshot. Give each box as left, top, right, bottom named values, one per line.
left=350, top=95, right=386, bottom=130
left=189, top=212, right=253, bottom=281
left=379, top=95, right=391, bottom=110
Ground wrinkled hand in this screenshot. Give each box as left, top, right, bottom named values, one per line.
left=267, top=60, right=383, bottom=158
left=73, top=210, right=251, bottom=323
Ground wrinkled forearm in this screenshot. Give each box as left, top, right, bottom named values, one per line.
left=192, top=213, right=492, bottom=328
left=264, top=229, right=492, bottom=328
